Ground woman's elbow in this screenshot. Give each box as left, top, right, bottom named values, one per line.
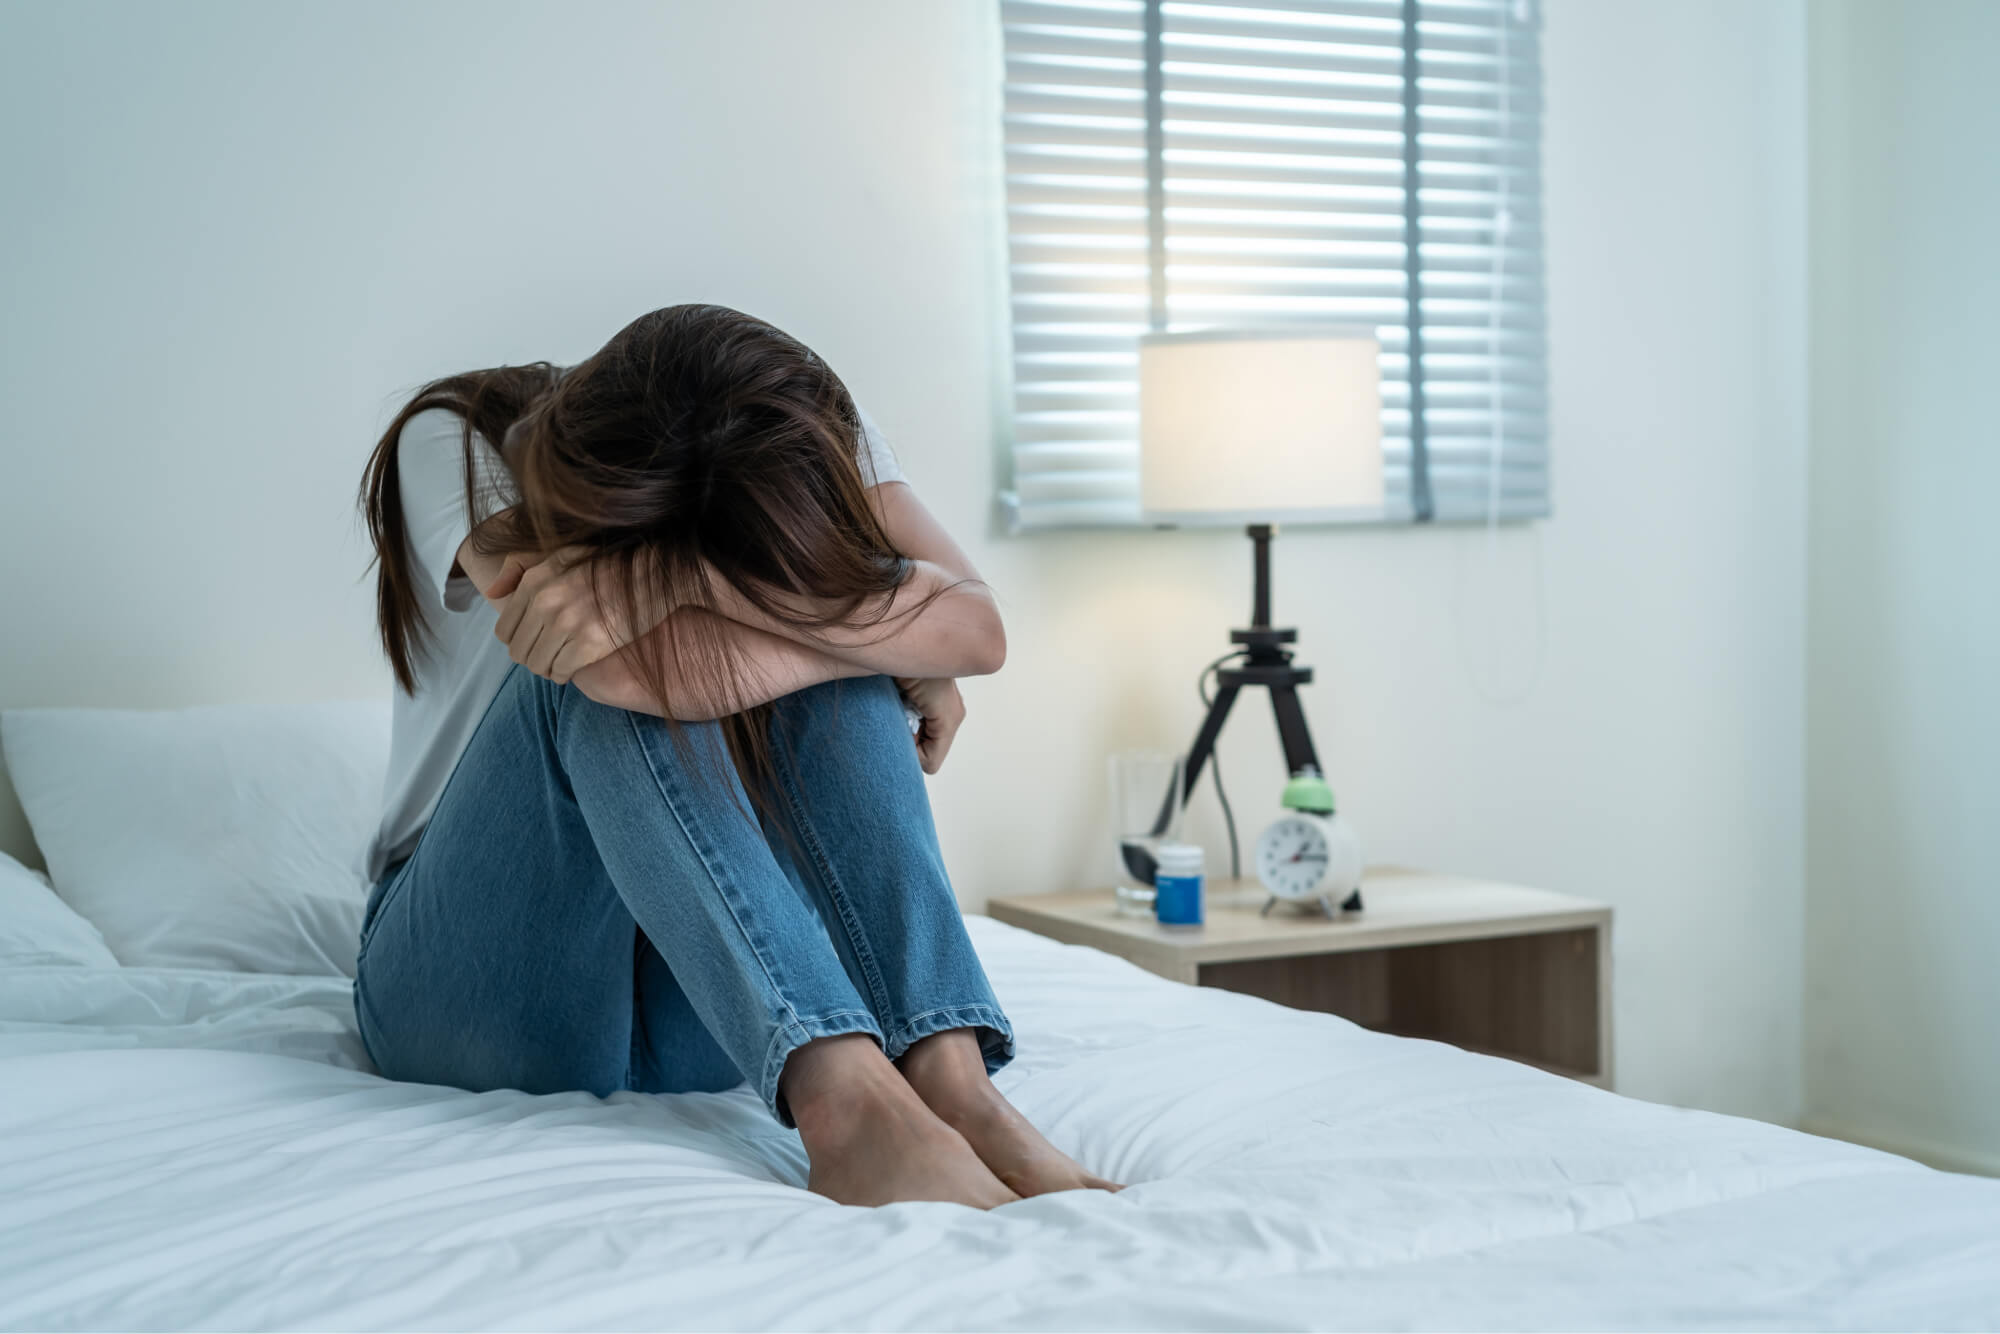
left=961, top=602, right=1007, bottom=677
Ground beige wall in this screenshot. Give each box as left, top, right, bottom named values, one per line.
left=1804, top=0, right=2000, bottom=1174
left=0, top=0, right=1809, bottom=1125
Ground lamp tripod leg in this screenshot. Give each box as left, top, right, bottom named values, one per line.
left=1266, top=684, right=1322, bottom=777
left=1155, top=683, right=1239, bottom=838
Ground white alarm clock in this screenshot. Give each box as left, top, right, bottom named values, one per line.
left=1254, top=769, right=1364, bottom=917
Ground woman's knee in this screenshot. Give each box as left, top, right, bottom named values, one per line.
left=775, top=674, right=906, bottom=739
left=547, top=673, right=734, bottom=773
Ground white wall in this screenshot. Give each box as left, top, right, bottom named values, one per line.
left=0, top=0, right=1809, bottom=1125
left=1803, top=0, right=2000, bottom=1174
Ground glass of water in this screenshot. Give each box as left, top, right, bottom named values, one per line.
left=1109, top=750, right=1184, bottom=915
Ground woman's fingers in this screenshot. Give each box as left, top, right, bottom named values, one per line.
left=545, top=626, right=616, bottom=685
left=509, top=619, right=548, bottom=672
left=904, top=678, right=965, bottom=774
left=524, top=622, right=567, bottom=679
left=931, top=689, right=966, bottom=772
left=482, top=551, right=534, bottom=602
left=493, top=549, right=618, bottom=681
left=919, top=713, right=960, bottom=773
left=493, top=559, right=553, bottom=645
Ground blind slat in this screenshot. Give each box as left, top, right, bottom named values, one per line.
left=1158, top=67, right=1535, bottom=115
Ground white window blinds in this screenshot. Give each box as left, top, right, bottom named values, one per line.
left=999, top=0, right=1548, bottom=529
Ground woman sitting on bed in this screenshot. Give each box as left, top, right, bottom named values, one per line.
left=355, top=303, right=1113, bottom=1208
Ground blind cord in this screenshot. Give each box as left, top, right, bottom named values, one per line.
left=1483, top=6, right=1513, bottom=542
left=1455, top=0, right=1549, bottom=708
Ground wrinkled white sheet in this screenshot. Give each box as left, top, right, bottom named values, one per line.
left=1, top=916, right=1996, bottom=1331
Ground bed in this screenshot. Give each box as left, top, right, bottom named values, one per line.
left=1, top=702, right=1997, bottom=1331
left=3, top=917, right=1999, bottom=1331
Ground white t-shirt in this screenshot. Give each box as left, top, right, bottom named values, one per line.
left=363, top=404, right=905, bottom=883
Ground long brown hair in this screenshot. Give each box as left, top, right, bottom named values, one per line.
left=359, top=304, right=915, bottom=795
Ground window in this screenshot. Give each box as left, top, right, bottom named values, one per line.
left=998, top=0, right=1548, bottom=529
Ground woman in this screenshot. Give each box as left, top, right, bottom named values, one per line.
left=355, top=304, right=1112, bottom=1208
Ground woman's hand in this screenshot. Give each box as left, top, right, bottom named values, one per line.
left=896, top=676, right=965, bottom=775
left=486, top=547, right=656, bottom=684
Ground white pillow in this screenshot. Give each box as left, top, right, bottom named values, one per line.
left=1, top=701, right=390, bottom=977
left=0, top=849, right=120, bottom=968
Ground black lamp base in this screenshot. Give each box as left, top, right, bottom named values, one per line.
left=1150, top=524, right=1363, bottom=912
left=1182, top=524, right=1323, bottom=795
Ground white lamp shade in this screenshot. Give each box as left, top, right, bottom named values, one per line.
left=1138, top=328, right=1385, bottom=524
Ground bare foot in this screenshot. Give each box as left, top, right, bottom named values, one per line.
left=783, top=1034, right=1019, bottom=1209
left=898, top=1030, right=1123, bottom=1198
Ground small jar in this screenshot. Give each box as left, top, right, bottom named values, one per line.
left=1152, top=842, right=1205, bottom=926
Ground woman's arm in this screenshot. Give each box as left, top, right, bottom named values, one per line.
left=569, top=610, right=870, bottom=720
left=461, top=483, right=1000, bottom=683
left=702, top=481, right=1006, bottom=679
left=456, top=526, right=864, bottom=720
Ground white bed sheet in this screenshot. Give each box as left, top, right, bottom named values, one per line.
left=1, top=916, right=1996, bottom=1331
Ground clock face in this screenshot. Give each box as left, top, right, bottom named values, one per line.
left=1256, top=814, right=1330, bottom=900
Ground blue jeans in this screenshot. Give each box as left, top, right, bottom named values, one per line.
left=353, top=667, right=1012, bottom=1126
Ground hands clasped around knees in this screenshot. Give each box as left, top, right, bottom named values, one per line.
left=780, top=1031, right=1120, bottom=1209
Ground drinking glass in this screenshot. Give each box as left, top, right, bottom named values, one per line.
left=1109, top=750, right=1183, bottom=915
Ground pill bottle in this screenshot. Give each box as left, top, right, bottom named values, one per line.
left=1153, top=842, right=1205, bottom=926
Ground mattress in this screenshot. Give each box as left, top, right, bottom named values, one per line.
left=2, top=915, right=1996, bottom=1331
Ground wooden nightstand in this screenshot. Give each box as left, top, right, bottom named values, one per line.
left=988, top=868, right=1614, bottom=1088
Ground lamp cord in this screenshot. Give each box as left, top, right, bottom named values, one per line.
left=1196, top=649, right=1248, bottom=881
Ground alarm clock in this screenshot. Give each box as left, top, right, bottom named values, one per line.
left=1254, top=768, right=1364, bottom=917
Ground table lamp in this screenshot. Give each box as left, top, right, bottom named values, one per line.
left=1136, top=328, right=1384, bottom=908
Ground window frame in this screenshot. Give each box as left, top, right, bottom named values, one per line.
left=995, top=0, right=1551, bottom=533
